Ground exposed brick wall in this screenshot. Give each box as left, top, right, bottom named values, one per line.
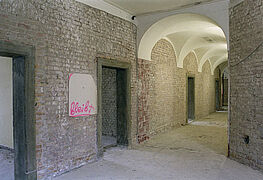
left=0, top=0, right=137, bottom=179
left=183, top=52, right=200, bottom=120
left=150, top=39, right=178, bottom=135
left=138, top=39, right=216, bottom=142
left=229, top=0, right=263, bottom=172
left=102, top=67, right=117, bottom=137
left=137, top=58, right=152, bottom=143
left=201, top=61, right=216, bottom=117
left=183, top=53, right=215, bottom=119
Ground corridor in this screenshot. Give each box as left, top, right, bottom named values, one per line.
left=55, top=113, right=263, bottom=180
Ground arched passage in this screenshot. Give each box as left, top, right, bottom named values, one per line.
left=137, top=13, right=229, bottom=157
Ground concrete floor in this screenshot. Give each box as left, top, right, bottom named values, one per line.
left=55, top=112, right=263, bottom=180
left=0, top=147, right=14, bottom=180
left=102, top=136, right=117, bottom=148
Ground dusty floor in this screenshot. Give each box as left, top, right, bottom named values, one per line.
left=0, top=147, right=14, bottom=180
left=55, top=112, right=263, bottom=180
left=102, top=136, right=117, bottom=148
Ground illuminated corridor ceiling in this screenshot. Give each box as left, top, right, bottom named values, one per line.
left=103, top=0, right=228, bottom=74
left=138, top=13, right=228, bottom=74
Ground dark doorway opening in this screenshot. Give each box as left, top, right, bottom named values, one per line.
left=97, top=59, right=131, bottom=155
left=215, top=79, right=220, bottom=111
left=101, top=67, right=128, bottom=148
left=187, top=77, right=195, bottom=123
left=0, top=41, right=36, bottom=180
left=101, top=67, right=117, bottom=148
left=222, top=73, right=228, bottom=106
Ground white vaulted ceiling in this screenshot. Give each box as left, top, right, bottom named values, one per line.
left=103, top=0, right=216, bottom=15
left=138, top=13, right=228, bottom=74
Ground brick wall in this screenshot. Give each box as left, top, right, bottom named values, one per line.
left=137, top=58, right=152, bottom=143
left=102, top=67, right=117, bottom=137
left=229, top=0, right=263, bottom=172
left=150, top=39, right=178, bottom=135
left=0, top=0, right=137, bottom=179
left=183, top=52, right=215, bottom=119
left=138, top=39, right=216, bottom=141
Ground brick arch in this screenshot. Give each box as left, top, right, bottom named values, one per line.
left=183, top=52, right=199, bottom=73
left=151, top=39, right=177, bottom=65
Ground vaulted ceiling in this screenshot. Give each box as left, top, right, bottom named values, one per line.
left=76, top=0, right=228, bottom=74
left=138, top=13, right=228, bottom=74
left=103, top=0, right=228, bottom=74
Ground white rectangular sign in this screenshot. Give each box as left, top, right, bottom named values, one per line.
left=69, top=73, right=97, bottom=117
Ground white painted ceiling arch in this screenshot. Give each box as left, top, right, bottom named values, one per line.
left=198, top=45, right=227, bottom=72
left=212, top=54, right=228, bottom=74
left=199, top=57, right=214, bottom=75
left=162, top=37, right=178, bottom=64
left=176, top=34, right=225, bottom=68
left=138, top=13, right=228, bottom=74
left=191, top=50, right=199, bottom=68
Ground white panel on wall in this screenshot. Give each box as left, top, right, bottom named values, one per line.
left=0, top=56, right=13, bottom=149
left=69, top=73, right=97, bottom=117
